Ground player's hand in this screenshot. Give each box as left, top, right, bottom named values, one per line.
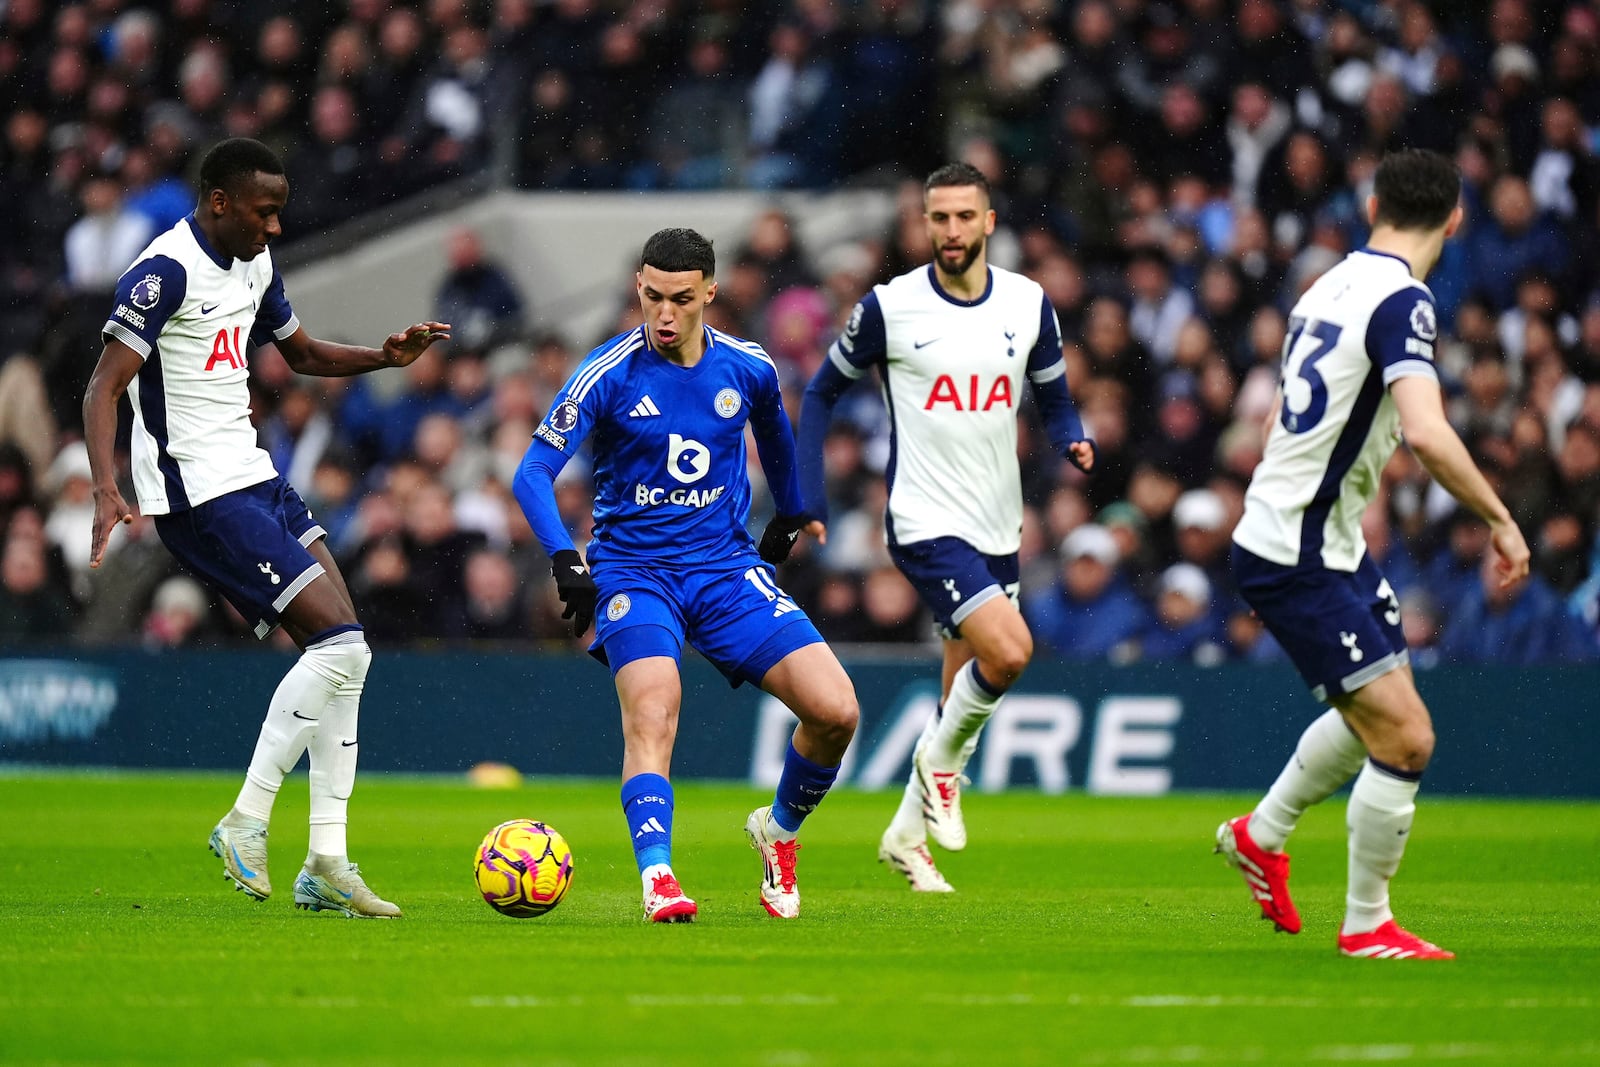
left=90, top=485, right=134, bottom=569
left=1488, top=518, right=1531, bottom=590
left=758, top=515, right=808, bottom=565
left=551, top=549, right=597, bottom=636
left=803, top=518, right=827, bottom=546
left=383, top=321, right=452, bottom=367
left=1067, top=438, right=1097, bottom=473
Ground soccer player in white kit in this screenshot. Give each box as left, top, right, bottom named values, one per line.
left=82, top=138, right=451, bottom=917
left=1217, top=149, right=1529, bottom=959
left=799, top=163, right=1095, bottom=891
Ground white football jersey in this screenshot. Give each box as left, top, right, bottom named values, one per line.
left=101, top=216, right=299, bottom=515
left=1233, top=249, right=1440, bottom=571
left=828, top=264, right=1064, bottom=554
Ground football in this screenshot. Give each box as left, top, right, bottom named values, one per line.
left=473, top=819, right=574, bottom=918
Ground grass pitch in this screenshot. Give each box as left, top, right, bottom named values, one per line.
left=0, top=774, right=1595, bottom=1066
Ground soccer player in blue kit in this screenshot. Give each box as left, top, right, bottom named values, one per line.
left=1217, top=149, right=1530, bottom=959
left=798, top=163, right=1096, bottom=891
left=511, top=228, right=859, bottom=922
left=82, top=138, right=451, bottom=917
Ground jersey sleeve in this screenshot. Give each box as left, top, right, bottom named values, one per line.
left=1368, top=288, right=1440, bottom=387
left=1025, top=295, right=1089, bottom=452
left=747, top=355, right=805, bottom=518
left=249, top=265, right=300, bottom=348
left=826, top=290, right=887, bottom=378
left=797, top=292, right=885, bottom=519
left=102, top=255, right=187, bottom=359
left=509, top=360, right=609, bottom=556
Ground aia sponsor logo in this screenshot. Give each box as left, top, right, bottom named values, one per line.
left=205, top=326, right=248, bottom=372
left=923, top=374, right=1013, bottom=411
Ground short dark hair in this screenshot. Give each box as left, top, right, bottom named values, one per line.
left=924, top=162, right=990, bottom=201
left=198, top=138, right=285, bottom=197
left=639, top=227, right=715, bottom=277
left=1372, top=149, right=1460, bottom=231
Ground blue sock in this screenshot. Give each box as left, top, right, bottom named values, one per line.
left=771, top=741, right=840, bottom=833
left=621, top=773, right=673, bottom=873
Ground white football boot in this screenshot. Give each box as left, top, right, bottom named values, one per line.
left=878, top=832, right=955, bottom=893
left=293, top=855, right=401, bottom=918
left=208, top=815, right=271, bottom=901
left=745, top=806, right=801, bottom=919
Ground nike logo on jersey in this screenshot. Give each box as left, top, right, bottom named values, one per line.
left=913, top=337, right=939, bottom=349
left=629, top=395, right=661, bottom=418
left=200, top=302, right=220, bottom=314
left=292, top=710, right=316, bottom=721
left=341, top=740, right=358, bottom=747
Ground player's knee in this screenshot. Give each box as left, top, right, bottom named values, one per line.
left=1399, top=721, right=1435, bottom=771
left=798, top=683, right=858, bottom=750
left=304, top=629, right=371, bottom=684
left=984, top=639, right=1032, bottom=687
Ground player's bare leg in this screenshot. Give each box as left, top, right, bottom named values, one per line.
left=1329, top=668, right=1451, bottom=958
left=746, top=644, right=859, bottom=918
left=615, top=657, right=696, bottom=922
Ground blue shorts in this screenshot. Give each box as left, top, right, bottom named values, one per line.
left=1232, top=544, right=1408, bottom=703
left=590, top=554, right=823, bottom=689
left=889, top=535, right=1019, bottom=639
left=154, top=476, right=327, bottom=640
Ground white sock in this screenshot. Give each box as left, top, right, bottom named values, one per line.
left=928, top=661, right=1004, bottom=768
left=231, top=639, right=360, bottom=822
left=1249, top=709, right=1367, bottom=852
left=885, top=709, right=939, bottom=843
left=1344, top=759, right=1420, bottom=934
left=305, top=634, right=371, bottom=859
left=641, top=863, right=671, bottom=894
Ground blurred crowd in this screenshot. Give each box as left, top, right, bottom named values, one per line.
left=5, top=0, right=1600, bottom=667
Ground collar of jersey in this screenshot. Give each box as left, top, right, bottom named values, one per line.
left=925, top=263, right=993, bottom=307
left=641, top=324, right=714, bottom=372
left=185, top=214, right=235, bottom=270
left=1357, top=246, right=1412, bottom=273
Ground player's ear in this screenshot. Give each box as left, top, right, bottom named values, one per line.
left=1443, top=202, right=1464, bottom=239
left=1365, top=194, right=1378, bottom=226
left=704, top=279, right=717, bottom=303
left=984, top=208, right=996, bottom=235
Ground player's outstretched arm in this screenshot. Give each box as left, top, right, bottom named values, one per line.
left=1391, top=376, right=1530, bottom=587
left=272, top=322, right=451, bottom=377
left=82, top=341, right=142, bottom=568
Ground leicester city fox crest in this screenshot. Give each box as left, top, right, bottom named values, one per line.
left=714, top=388, right=741, bottom=419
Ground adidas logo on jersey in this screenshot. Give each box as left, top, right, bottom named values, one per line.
left=629, top=395, right=661, bottom=418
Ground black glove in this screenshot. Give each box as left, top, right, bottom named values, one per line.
left=1068, top=438, right=1097, bottom=474
left=551, top=549, right=597, bottom=636
left=758, top=514, right=807, bottom=565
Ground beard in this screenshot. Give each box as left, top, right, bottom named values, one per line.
left=938, top=234, right=985, bottom=276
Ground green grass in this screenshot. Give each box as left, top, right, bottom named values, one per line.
left=0, top=774, right=1596, bottom=1066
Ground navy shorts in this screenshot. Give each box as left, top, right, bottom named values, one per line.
left=1232, top=544, right=1408, bottom=703
left=590, top=553, right=823, bottom=689
left=889, top=535, right=1019, bottom=639
left=154, top=476, right=327, bottom=640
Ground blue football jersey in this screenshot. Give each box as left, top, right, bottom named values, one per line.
left=525, top=325, right=801, bottom=567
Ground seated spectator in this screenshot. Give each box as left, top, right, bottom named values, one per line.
left=1131, top=562, right=1226, bottom=665
left=1026, top=523, right=1150, bottom=661
left=1438, top=552, right=1597, bottom=665
left=141, top=574, right=212, bottom=648
left=444, top=547, right=532, bottom=641
left=0, top=518, right=76, bottom=641
left=434, top=226, right=527, bottom=352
